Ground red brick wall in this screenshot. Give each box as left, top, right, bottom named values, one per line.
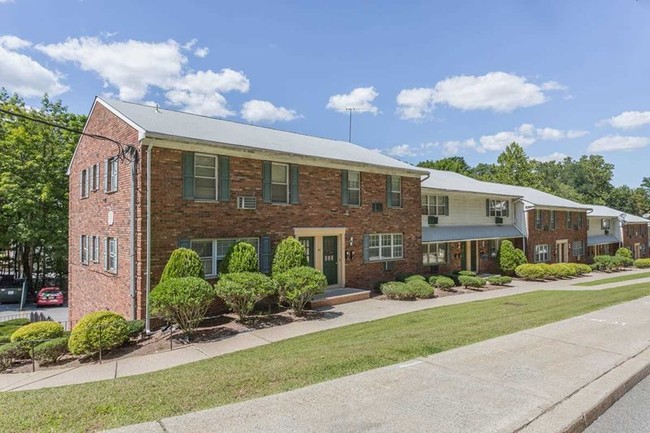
left=68, top=103, right=141, bottom=322
left=525, top=209, right=588, bottom=263
left=622, top=223, right=649, bottom=259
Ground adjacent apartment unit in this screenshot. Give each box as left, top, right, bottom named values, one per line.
left=68, top=98, right=427, bottom=323
left=587, top=205, right=650, bottom=259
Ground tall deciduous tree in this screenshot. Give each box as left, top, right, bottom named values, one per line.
left=417, top=156, right=472, bottom=175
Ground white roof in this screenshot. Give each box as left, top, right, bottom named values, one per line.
left=500, top=184, right=592, bottom=211
left=588, top=204, right=650, bottom=224
left=96, top=98, right=426, bottom=175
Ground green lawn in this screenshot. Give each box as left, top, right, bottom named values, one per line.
left=573, top=271, right=650, bottom=287
left=1, top=283, right=650, bottom=433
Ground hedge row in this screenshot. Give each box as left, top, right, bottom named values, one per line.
left=515, top=263, right=592, bottom=280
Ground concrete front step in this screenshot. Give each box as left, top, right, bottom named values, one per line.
left=310, top=288, right=371, bottom=308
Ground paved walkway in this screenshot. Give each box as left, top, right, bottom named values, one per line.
left=1, top=270, right=649, bottom=392
left=106, top=292, right=650, bottom=433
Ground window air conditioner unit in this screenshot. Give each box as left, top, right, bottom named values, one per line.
left=237, top=196, right=256, bottom=210
left=428, top=216, right=438, bottom=225
left=495, top=217, right=503, bottom=225
left=372, top=202, right=383, bottom=212
left=604, top=229, right=609, bottom=235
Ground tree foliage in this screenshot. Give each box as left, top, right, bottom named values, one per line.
left=271, top=236, right=308, bottom=275
left=159, top=248, right=205, bottom=283
left=417, top=156, right=471, bottom=175
left=219, top=241, right=259, bottom=274
left=497, top=240, right=527, bottom=275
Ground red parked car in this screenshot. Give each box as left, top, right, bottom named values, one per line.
left=36, top=287, right=65, bottom=307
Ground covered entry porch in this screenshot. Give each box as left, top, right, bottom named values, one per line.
left=294, top=227, right=346, bottom=289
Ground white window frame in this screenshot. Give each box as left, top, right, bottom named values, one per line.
left=368, top=233, right=403, bottom=261
left=193, top=153, right=218, bottom=200
left=549, top=210, right=556, bottom=230
left=347, top=170, right=361, bottom=206
left=80, top=235, right=89, bottom=264
left=271, top=163, right=289, bottom=204
left=535, top=209, right=542, bottom=229
left=90, top=235, right=100, bottom=263
left=489, top=199, right=509, bottom=217
left=601, top=218, right=610, bottom=230
left=105, top=237, right=118, bottom=273
left=190, top=237, right=260, bottom=277
left=573, top=240, right=584, bottom=257
left=422, top=242, right=448, bottom=265
left=422, top=195, right=447, bottom=216
left=389, top=176, right=402, bottom=208
left=80, top=169, right=89, bottom=198
left=534, top=244, right=549, bottom=263
left=105, top=157, right=119, bottom=193
left=91, top=164, right=100, bottom=192
left=488, top=239, right=499, bottom=258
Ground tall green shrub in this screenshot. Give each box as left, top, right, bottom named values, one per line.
left=150, top=277, right=216, bottom=338
left=160, top=248, right=204, bottom=283
left=214, top=272, right=275, bottom=321
left=498, top=240, right=527, bottom=275
left=272, top=236, right=308, bottom=275
left=220, top=241, right=259, bottom=274
left=274, top=266, right=327, bottom=315
left=615, top=247, right=632, bottom=259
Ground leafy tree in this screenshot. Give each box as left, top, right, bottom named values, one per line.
left=497, top=240, right=527, bottom=275
left=219, top=241, right=259, bottom=274
left=492, top=143, right=538, bottom=188
left=561, top=155, right=614, bottom=204
left=271, top=236, right=307, bottom=275
left=159, top=248, right=204, bottom=283
left=418, top=156, right=471, bottom=175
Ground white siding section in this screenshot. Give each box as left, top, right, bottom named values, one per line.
left=514, top=201, right=527, bottom=237
left=587, top=216, right=623, bottom=242
left=421, top=190, right=514, bottom=227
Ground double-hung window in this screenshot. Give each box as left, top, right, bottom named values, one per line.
left=346, top=171, right=361, bottom=206
left=271, top=163, right=289, bottom=203
left=91, top=164, right=100, bottom=192
left=80, top=235, right=89, bottom=264
left=566, top=211, right=573, bottom=229
left=105, top=157, right=118, bottom=193
left=90, top=235, right=99, bottom=263
left=368, top=233, right=403, bottom=261
left=422, top=242, right=448, bottom=265
left=573, top=240, right=584, bottom=257
left=549, top=210, right=556, bottom=230
left=534, top=244, right=549, bottom=262
left=80, top=169, right=89, bottom=198
left=190, top=238, right=260, bottom=277
left=422, top=195, right=448, bottom=216
left=488, top=199, right=509, bottom=217
left=488, top=239, right=499, bottom=258
left=577, top=213, right=583, bottom=229
left=105, top=237, right=118, bottom=273
left=535, top=209, right=542, bottom=229
left=194, top=154, right=218, bottom=200
left=387, top=176, right=402, bottom=208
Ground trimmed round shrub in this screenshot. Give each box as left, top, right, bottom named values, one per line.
left=159, top=248, right=204, bottom=283
left=34, top=337, right=69, bottom=364
left=0, top=318, right=30, bottom=328
left=381, top=282, right=413, bottom=300
left=220, top=241, right=259, bottom=274
left=616, top=247, right=633, bottom=259
left=404, top=275, right=426, bottom=283
left=486, top=276, right=512, bottom=286
left=68, top=311, right=129, bottom=356
left=458, top=275, right=486, bottom=289
left=549, top=263, right=575, bottom=279
left=434, top=276, right=455, bottom=290
left=634, top=258, right=650, bottom=269
left=10, top=321, right=64, bottom=350
left=427, top=275, right=440, bottom=286
left=498, top=240, right=528, bottom=275
left=274, top=266, right=328, bottom=315
left=593, top=255, right=626, bottom=271
left=126, top=320, right=145, bottom=338
left=457, top=270, right=477, bottom=276
left=151, top=277, right=216, bottom=338
left=407, top=280, right=435, bottom=299
left=0, top=342, right=29, bottom=370
left=515, top=264, right=547, bottom=280
left=215, top=272, right=275, bottom=321
left=272, top=237, right=308, bottom=275
left=575, top=263, right=593, bottom=275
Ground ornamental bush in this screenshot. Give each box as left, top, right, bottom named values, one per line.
left=593, top=255, right=626, bottom=271
left=616, top=247, right=633, bottom=259
left=408, top=280, right=436, bottom=299
left=458, top=275, right=486, bottom=289
left=126, top=320, right=145, bottom=339
left=215, top=272, right=275, bottom=321
left=380, top=280, right=435, bottom=300
left=427, top=275, right=440, bottom=286
left=68, top=311, right=129, bottom=356
left=404, top=275, right=426, bottom=283
left=159, top=248, right=204, bottom=283
left=10, top=321, right=64, bottom=351
left=498, top=240, right=528, bottom=275
left=274, top=266, right=327, bottom=315
left=33, top=337, right=69, bottom=364
left=434, top=276, right=455, bottom=290
left=272, top=237, right=308, bottom=275
left=548, top=263, right=575, bottom=279
left=150, top=277, right=216, bottom=338
left=515, top=264, right=547, bottom=280
left=457, top=270, right=477, bottom=276
left=220, top=241, right=259, bottom=274
left=634, top=258, right=650, bottom=269
left=0, top=342, right=28, bottom=370
left=574, top=263, right=593, bottom=275
left=486, top=276, right=512, bottom=286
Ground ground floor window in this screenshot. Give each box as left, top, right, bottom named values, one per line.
left=80, top=235, right=88, bottom=264
left=368, top=233, right=403, bottom=261
left=90, top=235, right=99, bottom=263
left=534, top=244, right=549, bottom=262
left=190, top=237, right=259, bottom=277
left=572, top=240, right=584, bottom=257
left=422, top=242, right=448, bottom=265
left=488, top=239, right=499, bottom=258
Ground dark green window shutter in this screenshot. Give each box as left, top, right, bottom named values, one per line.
left=182, top=152, right=195, bottom=199
left=262, top=161, right=272, bottom=203
left=178, top=239, right=190, bottom=249
left=386, top=176, right=392, bottom=208
left=341, top=170, right=349, bottom=206
left=290, top=164, right=299, bottom=204
left=486, top=199, right=490, bottom=217
left=218, top=156, right=230, bottom=201
left=260, top=236, right=271, bottom=274
left=363, top=234, right=370, bottom=262
left=444, top=196, right=449, bottom=216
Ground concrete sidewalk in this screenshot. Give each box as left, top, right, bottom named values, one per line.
left=1, top=269, right=649, bottom=392
left=105, top=294, right=650, bottom=433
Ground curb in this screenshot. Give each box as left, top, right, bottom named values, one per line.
left=519, top=346, right=650, bottom=433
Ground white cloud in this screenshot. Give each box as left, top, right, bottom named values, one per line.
left=601, top=111, right=650, bottom=130
left=194, top=47, right=209, bottom=58
left=541, top=81, right=567, bottom=91
left=396, top=72, right=556, bottom=119
left=588, top=135, right=650, bottom=153
left=567, top=130, right=588, bottom=139
left=386, top=144, right=416, bottom=157
left=0, top=35, right=31, bottom=50
left=532, top=152, right=568, bottom=163
left=0, top=45, right=68, bottom=97
left=0, top=0, right=15, bottom=3
left=326, top=87, right=379, bottom=114
left=241, top=100, right=301, bottom=123
left=164, top=90, right=232, bottom=117
left=536, top=127, right=564, bottom=141
left=439, top=139, right=480, bottom=155
left=480, top=129, right=536, bottom=152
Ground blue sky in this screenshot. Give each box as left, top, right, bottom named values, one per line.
left=1, top=0, right=649, bottom=187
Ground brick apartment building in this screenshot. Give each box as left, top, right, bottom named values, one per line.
left=587, top=205, right=650, bottom=260
left=68, top=98, right=427, bottom=323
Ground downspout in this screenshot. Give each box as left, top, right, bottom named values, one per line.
left=145, top=142, right=153, bottom=333
left=129, top=146, right=139, bottom=320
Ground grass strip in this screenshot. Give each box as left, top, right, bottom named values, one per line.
left=1, top=283, right=649, bottom=432
left=573, top=271, right=650, bottom=287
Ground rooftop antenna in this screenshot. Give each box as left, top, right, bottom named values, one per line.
left=344, top=107, right=370, bottom=142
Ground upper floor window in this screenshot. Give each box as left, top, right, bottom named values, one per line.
left=577, top=212, right=584, bottom=229
left=271, top=163, right=289, bottom=203
left=367, top=233, right=403, bottom=261
left=422, top=195, right=448, bottom=216
left=105, top=237, right=118, bottom=273
left=80, top=169, right=89, bottom=198
left=534, top=244, right=549, bottom=262
left=550, top=210, right=556, bottom=230
left=423, top=242, right=448, bottom=265
left=387, top=176, right=402, bottom=208
left=182, top=152, right=230, bottom=201
left=194, top=154, right=217, bottom=200
left=535, top=209, right=542, bottom=230
left=566, top=211, right=573, bottom=229
left=105, top=157, right=118, bottom=193
left=346, top=171, right=361, bottom=206
left=601, top=218, right=610, bottom=230
left=262, top=161, right=298, bottom=204
left=487, top=199, right=509, bottom=217
left=91, top=164, right=100, bottom=192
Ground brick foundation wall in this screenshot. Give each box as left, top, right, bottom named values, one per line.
left=525, top=210, right=588, bottom=263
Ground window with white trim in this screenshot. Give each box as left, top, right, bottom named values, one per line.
left=601, top=218, right=610, bottom=230
left=389, top=176, right=402, bottom=208
left=422, top=195, right=448, bottom=216
left=368, top=233, right=403, bottom=261
left=194, top=154, right=217, bottom=200
left=105, top=157, right=118, bottom=193
left=549, top=210, right=556, bottom=230
left=566, top=211, right=573, bottom=229
left=190, top=238, right=260, bottom=277
left=90, top=235, right=99, bottom=263
left=489, top=199, right=509, bottom=217
left=572, top=240, right=584, bottom=257
left=488, top=239, right=499, bottom=258
left=422, top=242, right=448, bottom=265
left=80, top=235, right=89, bottom=264
left=80, top=169, right=89, bottom=198
left=534, top=244, right=549, bottom=263
left=535, top=209, right=542, bottom=229
left=91, top=164, right=100, bottom=192
left=271, top=163, right=289, bottom=203
left=347, top=171, right=361, bottom=206
left=105, top=237, right=117, bottom=273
